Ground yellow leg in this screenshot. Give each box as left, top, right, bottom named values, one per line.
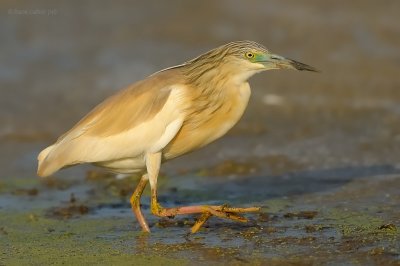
left=129, top=174, right=150, bottom=232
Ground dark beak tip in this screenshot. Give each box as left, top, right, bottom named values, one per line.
left=303, top=67, right=320, bottom=73
left=287, top=58, right=319, bottom=73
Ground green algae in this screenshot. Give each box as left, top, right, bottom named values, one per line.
left=326, top=209, right=399, bottom=238
left=0, top=211, right=188, bottom=265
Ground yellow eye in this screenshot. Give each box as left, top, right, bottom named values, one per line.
left=245, top=52, right=255, bottom=59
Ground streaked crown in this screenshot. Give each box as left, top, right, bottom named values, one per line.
left=187, top=40, right=269, bottom=65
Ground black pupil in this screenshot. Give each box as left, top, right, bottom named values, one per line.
left=248, top=53, right=253, bottom=57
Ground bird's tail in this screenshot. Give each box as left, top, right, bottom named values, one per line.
left=37, top=144, right=63, bottom=177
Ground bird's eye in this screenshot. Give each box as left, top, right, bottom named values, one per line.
left=245, top=52, right=255, bottom=59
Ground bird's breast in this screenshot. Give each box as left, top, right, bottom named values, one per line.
left=163, top=82, right=251, bottom=159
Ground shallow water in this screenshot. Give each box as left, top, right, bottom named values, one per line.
left=1, top=0, right=400, bottom=265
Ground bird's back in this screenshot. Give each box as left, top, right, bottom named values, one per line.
left=37, top=69, right=187, bottom=177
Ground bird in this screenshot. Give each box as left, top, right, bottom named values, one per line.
left=37, top=40, right=317, bottom=233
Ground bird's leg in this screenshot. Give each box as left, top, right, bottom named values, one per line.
left=130, top=174, right=150, bottom=232
left=146, top=152, right=260, bottom=233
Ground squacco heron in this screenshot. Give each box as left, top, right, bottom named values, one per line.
left=37, top=40, right=317, bottom=233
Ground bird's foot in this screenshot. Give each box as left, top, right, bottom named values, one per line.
left=150, top=201, right=260, bottom=233
left=190, top=205, right=261, bottom=233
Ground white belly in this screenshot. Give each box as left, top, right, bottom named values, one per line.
left=94, top=156, right=146, bottom=173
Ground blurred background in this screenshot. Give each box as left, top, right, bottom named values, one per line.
left=1, top=0, right=399, bottom=178
left=1, top=1, right=399, bottom=264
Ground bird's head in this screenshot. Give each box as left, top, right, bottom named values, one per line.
left=223, top=40, right=318, bottom=74
left=183, top=40, right=317, bottom=85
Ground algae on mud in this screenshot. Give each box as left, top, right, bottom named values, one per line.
left=1, top=171, right=399, bottom=265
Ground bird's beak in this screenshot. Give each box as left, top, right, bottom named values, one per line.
left=260, top=54, right=318, bottom=72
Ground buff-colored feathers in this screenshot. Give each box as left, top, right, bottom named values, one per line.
left=36, top=41, right=318, bottom=235
left=38, top=40, right=315, bottom=177
left=37, top=69, right=187, bottom=176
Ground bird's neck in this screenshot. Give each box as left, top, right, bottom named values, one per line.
left=182, top=62, right=256, bottom=95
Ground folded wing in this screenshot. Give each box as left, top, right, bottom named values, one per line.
left=37, top=69, right=186, bottom=177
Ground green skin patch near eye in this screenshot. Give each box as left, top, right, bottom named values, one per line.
left=253, top=53, right=267, bottom=62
